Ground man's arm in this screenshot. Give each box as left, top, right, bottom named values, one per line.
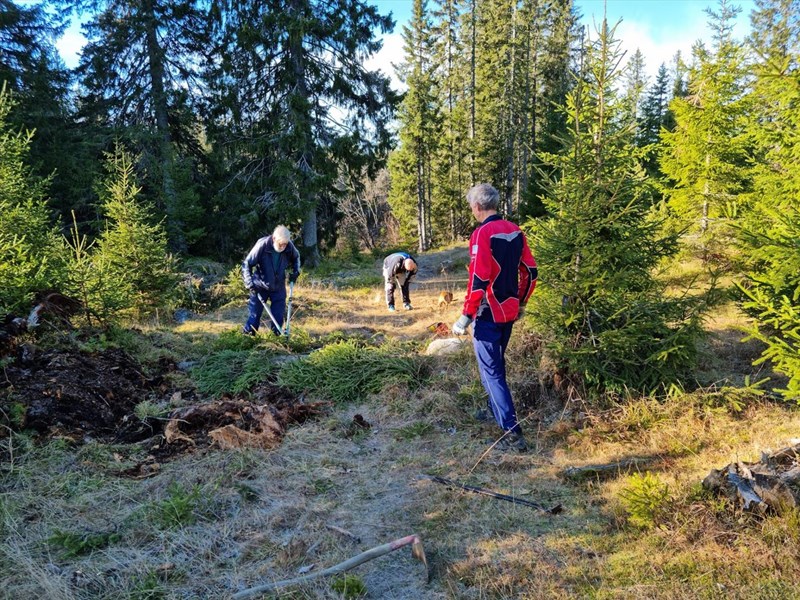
left=518, top=233, right=537, bottom=305
left=242, top=238, right=266, bottom=289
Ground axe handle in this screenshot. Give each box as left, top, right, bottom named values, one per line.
left=257, top=294, right=283, bottom=332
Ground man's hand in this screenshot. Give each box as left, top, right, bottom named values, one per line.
left=289, top=271, right=299, bottom=283
left=516, top=305, right=526, bottom=321
left=251, top=278, right=270, bottom=293
left=452, top=314, right=473, bottom=336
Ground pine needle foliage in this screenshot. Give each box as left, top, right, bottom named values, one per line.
left=193, top=349, right=279, bottom=397
left=48, top=529, right=121, bottom=558
left=618, top=472, right=672, bottom=529
left=529, top=19, right=706, bottom=395
left=93, top=143, right=179, bottom=318
left=277, top=340, right=427, bottom=403
left=0, top=85, right=64, bottom=315
left=660, top=1, right=751, bottom=259
left=734, top=0, right=800, bottom=401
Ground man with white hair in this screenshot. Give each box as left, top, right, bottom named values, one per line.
left=452, top=183, right=537, bottom=452
left=242, top=225, right=301, bottom=335
left=382, top=252, right=418, bottom=312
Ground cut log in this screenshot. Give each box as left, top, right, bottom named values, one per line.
left=702, top=442, right=800, bottom=513
left=562, top=457, right=658, bottom=481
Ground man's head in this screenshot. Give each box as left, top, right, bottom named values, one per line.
left=466, top=183, right=499, bottom=220
left=403, top=257, right=417, bottom=272
left=272, top=225, right=291, bottom=252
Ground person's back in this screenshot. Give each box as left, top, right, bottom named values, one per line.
left=382, top=252, right=417, bottom=311
left=453, top=183, right=537, bottom=453
left=466, top=215, right=536, bottom=324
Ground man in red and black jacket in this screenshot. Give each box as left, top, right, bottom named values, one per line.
left=452, top=183, right=537, bottom=452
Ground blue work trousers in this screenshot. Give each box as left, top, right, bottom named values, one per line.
left=244, top=289, right=286, bottom=335
left=472, top=319, right=521, bottom=434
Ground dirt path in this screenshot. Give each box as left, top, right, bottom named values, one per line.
left=166, top=244, right=565, bottom=598
left=181, top=245, right=472, bottom=342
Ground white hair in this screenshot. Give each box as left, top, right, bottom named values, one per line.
left=466, top=183, right=499, bottom=210
left=272, top=225, right=291, bottom=243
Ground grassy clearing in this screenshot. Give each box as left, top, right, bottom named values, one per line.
left=3, top=248, right=800, bottom=598
left=277, top=339, right=429, bottom=404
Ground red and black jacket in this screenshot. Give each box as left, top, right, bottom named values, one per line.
left=461, top=214, right=537, bottom=323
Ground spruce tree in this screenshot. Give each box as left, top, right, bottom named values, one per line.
left=207, top=0, right=397, bottom=265
left=660, top=0, right=751, bottom=260
left=73, top=0, right=209, bottom=253
left=530, top=19, right=704, bottom=394
left=93, top=143, right=178, bottom=318
left=735, top=0, right=800, bottom=400
left=0, top=0, right=87, bottom=224
left=388, top=0, right=440, bottom=251
left=0, top=86, right=63, bottom=315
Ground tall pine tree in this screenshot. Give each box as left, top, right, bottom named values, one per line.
left=207, top=0, right=398, bottom=265
left=530, top=19, right=704, bottom=393
left=73, top=0, right=209, bottom=252
left=388, top=0, right=440, bottom=251
left=735, top=0, right=800, bottom=400
left=660, top=0, right=751, bottom=261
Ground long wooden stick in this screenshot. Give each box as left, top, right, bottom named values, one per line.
left=422, top=474, right=562, bottom=514
left=232, top=534, right=427, bottom=599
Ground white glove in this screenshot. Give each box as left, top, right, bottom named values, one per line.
left=452, top=314, right=473, bottom=336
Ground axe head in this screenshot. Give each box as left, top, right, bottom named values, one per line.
left=410, top=536, right=431, bottom=583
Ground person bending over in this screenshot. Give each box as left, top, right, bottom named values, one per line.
left=242, top=225, right=301, bottom=335
left=383, top=252, right=418, bottom=312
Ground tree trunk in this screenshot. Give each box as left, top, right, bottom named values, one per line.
left=504, top=2, right=517, bottom=216
left=302, top=209, right=320, bottom=267
left=288, top=0, right=319, bottom=267
left=417, top=154, right=426, bottom=252
left=143, top=0, right=183, bottom=252
left=469, top=0, right=477, bottom=186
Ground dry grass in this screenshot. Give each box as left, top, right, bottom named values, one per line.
left=3, top=248, right=800, bottom=598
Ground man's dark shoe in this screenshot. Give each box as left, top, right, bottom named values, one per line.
left=491, top=431, right=528, bottom=453
left=473, top=408, right=493, bottom=423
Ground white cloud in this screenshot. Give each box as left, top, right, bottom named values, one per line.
left=56, top=26, right=86, bottom=69
left=613, top=18, right=706, bottom=80
left=364, top=32, right=406, bottom=93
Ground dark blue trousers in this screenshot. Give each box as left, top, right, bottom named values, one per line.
left=244, top=289, right=286, bottom=334
left=472, top=319, right=521, bottom=434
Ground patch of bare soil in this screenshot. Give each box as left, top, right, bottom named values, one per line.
left=158, top=389, right=326, bottom=456
left=1, top=346, right=165, bottom=441
left=1, top=345, right=320, bottom=469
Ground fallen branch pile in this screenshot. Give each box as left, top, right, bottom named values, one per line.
left=702, top=442, right=800, bottom=513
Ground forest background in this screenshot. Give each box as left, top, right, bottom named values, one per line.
left=2, top=0, right=799, bottom=402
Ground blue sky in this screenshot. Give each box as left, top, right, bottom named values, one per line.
left=369, top=0, right=756, bottom=89
left=49, top=0, right=756, bottom=88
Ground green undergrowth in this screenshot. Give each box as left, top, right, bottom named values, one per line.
left=306, top=252, right=385, bottom=289
left=193, top=348, right=281, bottom=397
left=277, top=339, right=429, bottom=403
left=48, top=528, right=122, bottom=558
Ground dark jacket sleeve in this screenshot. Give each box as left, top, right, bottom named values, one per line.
left=289, top=243, right=301, bottom=278
left=242, top=238, right=267, bottom=289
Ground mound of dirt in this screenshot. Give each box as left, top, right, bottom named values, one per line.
left=161, top=389, right=325, bottom=453
left=1, top=342, right=326, bottom=472
left=1, top=346, right=165, bottom=441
